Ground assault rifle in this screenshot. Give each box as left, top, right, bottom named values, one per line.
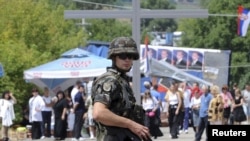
left=104, top=104, right=152, bottom=141
left=105, top=126, right=152, bottom=141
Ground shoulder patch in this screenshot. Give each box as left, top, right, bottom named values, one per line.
left=103, top=82, right=112, bottom=92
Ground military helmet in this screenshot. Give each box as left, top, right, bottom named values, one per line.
left=108, top=37, right=139, bottom=60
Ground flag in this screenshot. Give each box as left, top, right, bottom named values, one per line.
left=144, top=35, right=150, bottom=76
left=144, top=35, right=149, bottom=58
left=238, top=5, right=250, bottom=37
left=158, top=83, right=168, bottom=93
left=237, top=5, right=244, bottom=35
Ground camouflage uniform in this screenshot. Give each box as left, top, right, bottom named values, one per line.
left=91, top=37, right=144, bottom=141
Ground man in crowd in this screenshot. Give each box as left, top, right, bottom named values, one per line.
left=195, top=85, right=213, bottom=141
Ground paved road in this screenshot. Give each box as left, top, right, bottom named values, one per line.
left=22, top=127, right=205, bottom=141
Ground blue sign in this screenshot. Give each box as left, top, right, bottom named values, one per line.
left=165, top=32, right=173, bottom=46
left=0, top=63, right=4, bottom=77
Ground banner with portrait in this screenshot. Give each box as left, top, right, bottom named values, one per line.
left=140, top=45, right=231, bottom=89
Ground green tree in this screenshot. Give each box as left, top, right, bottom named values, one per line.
left=74, top=0, right=178, bottom=43
left=141, top=0, right=177, bottom=32
left=0, top=0, right=85, bottom=123
left=178, top=0, right=250, bottom=88
left=0, top=40, right=40, bottom=122
left=140, top=0, right=177, bottom=43
left=0, top=0, right=85, bottom=60
left=200, top=0, right=210, bottom=8
left=47, top=0, right=76, bottom=9
left=72, top=0, right=133, bottom=42
left=85, top=19, right=131, bottom=42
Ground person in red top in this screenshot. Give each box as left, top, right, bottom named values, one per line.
left=189, top=86, right=201, bottom=132
left=190, top=82, right=202, bottom=100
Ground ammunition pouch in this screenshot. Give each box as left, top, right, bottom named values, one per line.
left=128, top=104, right=146, bottom=126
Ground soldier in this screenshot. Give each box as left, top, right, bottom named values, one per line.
left=91, top=37, right=151, bottom=141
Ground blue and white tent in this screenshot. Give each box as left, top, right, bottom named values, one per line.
left=24, top=48, right=111, bottom=94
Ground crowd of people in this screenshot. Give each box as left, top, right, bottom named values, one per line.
left=18, top=80, right=96, bottom=140
left=28, top=81, right=95, bottom=141
left=161, top=81, right=249, bottom=141
left=141, top=80, right=250, bottom=141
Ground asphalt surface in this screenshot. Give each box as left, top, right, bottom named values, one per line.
left=21, top=127, right=205, bottom=141
left=16, top=120, right=249, bottom=141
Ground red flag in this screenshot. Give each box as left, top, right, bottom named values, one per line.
left=143, top=35, right=150, bottom=76
left=144, top=35, right=149, bottom=58
left=237, top=5, right=244, bottom=35
left=158, top=83, right=168, bottom=93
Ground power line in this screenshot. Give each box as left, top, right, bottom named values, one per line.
left=73, top=0, right=132, bottom=9
left=73, top=0, right=239, bottom=17
left=206, top=64, right=250, bottom=69
left=208, top=14, right=238, bottom=17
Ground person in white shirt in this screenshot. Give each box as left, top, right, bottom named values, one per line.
left=242, top=83, right=250, bottom=123
left=0, top=91, right=16, bottom=141
left=29, top=87, right=45, bottom=140
left=165, top=82, right=182, bottom=139
left=71, top=80, right=82, bottom=105
left=142, top=90, right=163, bottom=139
left=179, top=82, right=191, bottom=134
left=41, top=87, right=53, bottom=139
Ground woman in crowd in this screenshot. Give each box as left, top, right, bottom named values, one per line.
left=165, top=81, right=182, bottom=139
left=220, top=85, right=234, bottom=125
left=190, top=87, right=201, bottom=132
left=142, top=90, right=163, bottom=139
left=208, top=85, right=224, bottom=125
left=0, top=91, right=17, bottom=141
left=231, top=89, right=247, bottom=125
left=53, top=90, right=68, bottom=140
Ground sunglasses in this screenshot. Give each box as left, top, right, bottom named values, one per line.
left=117, top=54, right=134, bottom=60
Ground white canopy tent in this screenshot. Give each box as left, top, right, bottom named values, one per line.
left=24, top=48, right=111, bottom=95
